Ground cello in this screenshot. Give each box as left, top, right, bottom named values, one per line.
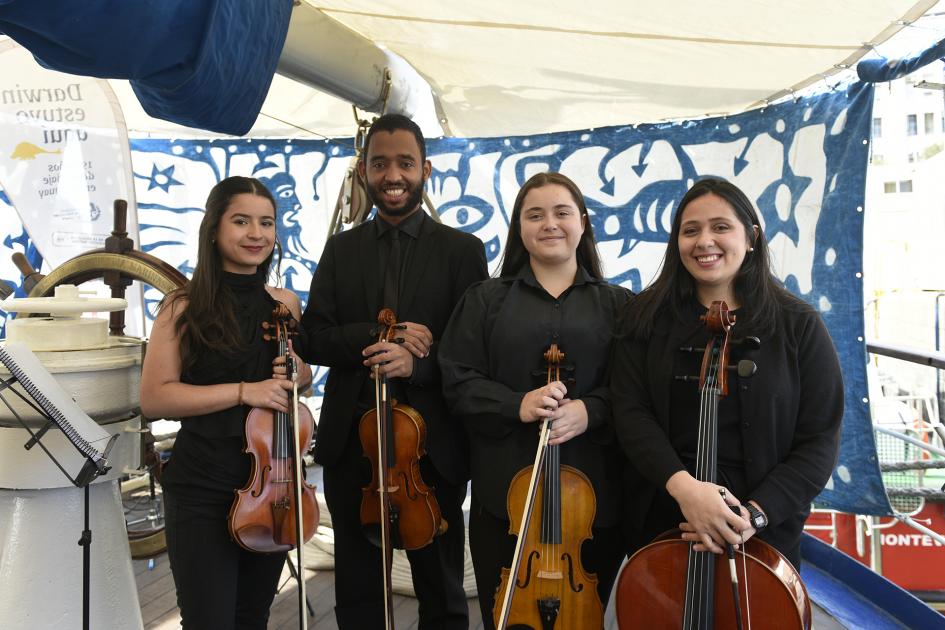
left=228, top=303, right=319, bottom=630
left=359, top=308, right=447, bottom=629
left=494, top=344, right=603, bottom=630
left=615, top=300, right=810, bottom=629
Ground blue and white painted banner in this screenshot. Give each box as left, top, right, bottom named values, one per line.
left=127, top=81, right=882, bottom=515
left=0, top=80, right=881, bottom=514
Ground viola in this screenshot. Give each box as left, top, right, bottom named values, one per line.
left=615, top=301, right=810, bottom=629
left=359, top=308, right=447, bottom=629
left=228, top=303, right=319, bottom=629
left=494, top=344, right=602, bottom=630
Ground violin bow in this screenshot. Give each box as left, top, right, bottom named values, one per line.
left=373, top=313, right=397, bottom=630
left=286, top=330, right=309, bottom=630
left=495, top=345, right=561, bottom=630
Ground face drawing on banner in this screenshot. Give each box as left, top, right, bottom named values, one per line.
left=252, top=154, right=317, bottom=293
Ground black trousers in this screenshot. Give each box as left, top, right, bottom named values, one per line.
left=468, top=495, right=625, bottom=630
left=164, top=489, right=287, bottom=630
left=322, top=423, right=469, bottom=629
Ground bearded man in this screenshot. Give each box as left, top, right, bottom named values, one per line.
left=299, top=114, right=487, bottom=629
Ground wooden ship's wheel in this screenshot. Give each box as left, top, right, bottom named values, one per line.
left=28, top=250, right=186, bottom=299
left=17, top=200, right=188, bottom=559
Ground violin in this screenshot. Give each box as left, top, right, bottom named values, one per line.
left=615, top=301, right=810, bottom=629
left=228, top=303, right=319, bottom=629
left=359, top=308, right=447, bottom=629
left=494, top=344, right=602, bottom=630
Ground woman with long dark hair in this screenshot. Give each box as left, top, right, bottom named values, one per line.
left=439, top=172, right=629, bottom=628
left=611, top=177, right=843, bottom=570
left=140, top=176, right=312, bottom=629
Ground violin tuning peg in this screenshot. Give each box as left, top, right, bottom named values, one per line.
left=734, top=336, right=761, bottom=350
left=679, top=346, right=706, bottom=354
left=263, top=333, right=273, bottom=342
left=674, top=375, right=699, bottom=382
left=261, top=321, right=272, bottom=330
left=727, top=359, right=757, bottom=378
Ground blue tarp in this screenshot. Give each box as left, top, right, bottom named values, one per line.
left=0, top=0, right=293, bottom=135
left=857, top=36, right=945, bottom=83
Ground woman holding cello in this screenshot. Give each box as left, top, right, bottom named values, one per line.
left=440, top=172, right=630, bottom=629
left=610, top=178, right=843, bottom=625
left=140, top=176, right=312, bottom=629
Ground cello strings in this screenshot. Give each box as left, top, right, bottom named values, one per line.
left=694, top=348, right=712, bottom=625
left=692, top=341, right=721, bottom=627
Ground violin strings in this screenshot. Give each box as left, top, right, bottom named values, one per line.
left=279, top=328, right=286, bottom=497
left=553, top=362, right=560, bottom=599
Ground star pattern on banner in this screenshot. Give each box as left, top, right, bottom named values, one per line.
left=146, top=164, right=183, bottom=192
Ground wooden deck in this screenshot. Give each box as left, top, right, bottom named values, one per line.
left=135, top=551, right=850, bottom=629
left=130, top=465, right=839, bottom=629
left=134, top=552, right=621, bottom=629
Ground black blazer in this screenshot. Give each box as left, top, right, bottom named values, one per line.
left=299, top=214, right=488, bottom=484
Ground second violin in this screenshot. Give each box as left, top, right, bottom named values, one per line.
left=359, top=308, right=447, bottom=628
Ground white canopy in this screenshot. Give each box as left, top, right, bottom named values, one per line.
left=114, top=0, right=941, bottom=139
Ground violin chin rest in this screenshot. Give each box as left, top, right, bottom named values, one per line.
left=231, top=524, right=291, bottom=554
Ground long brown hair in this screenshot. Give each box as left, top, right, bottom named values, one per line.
left=163, top=176, right=279, bottom=370
left=498, top=172, right=603, bottom=279
left=623, top=177, right=793, bottom=339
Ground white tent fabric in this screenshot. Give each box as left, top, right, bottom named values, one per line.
left=112, top=0, right=937, bottom=138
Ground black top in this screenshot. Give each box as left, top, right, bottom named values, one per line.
left=439, top=264, right=632, bottom=526
left=610, top=294, right=844, bottom=562
left=161, top=270, right=279, bottom=502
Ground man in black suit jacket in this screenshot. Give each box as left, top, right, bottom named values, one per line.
left=299, top=114, right=488, bottom=629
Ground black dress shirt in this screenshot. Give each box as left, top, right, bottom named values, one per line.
left=375, top=208, right=425, bottom=308
left=439, top=264, right=632, bottom=526
left=356, top=210, right=427, bottom=411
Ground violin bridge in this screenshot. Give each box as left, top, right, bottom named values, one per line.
left=536, top=570, right=563, bottom=580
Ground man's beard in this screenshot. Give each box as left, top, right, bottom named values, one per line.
left=368, top=179, right=424, bottom=217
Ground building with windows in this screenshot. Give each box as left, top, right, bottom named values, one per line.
left=864, top=59, right=945, bottom=399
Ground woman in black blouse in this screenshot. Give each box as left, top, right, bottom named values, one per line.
left=140, top=176, right=312, bottom=629
left=439, top=172, right=630, bottom=628
left=610, top=177, right=843, bottom=570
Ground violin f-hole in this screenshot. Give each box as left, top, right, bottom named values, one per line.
left=516, top=550, right=541, bottom=588
left=250, top=465, right=271, bottom=498
left=562, top=553, right=584, bottom=593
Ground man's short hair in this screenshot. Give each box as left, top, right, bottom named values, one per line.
left=363, top=114, right=427, bottom=163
